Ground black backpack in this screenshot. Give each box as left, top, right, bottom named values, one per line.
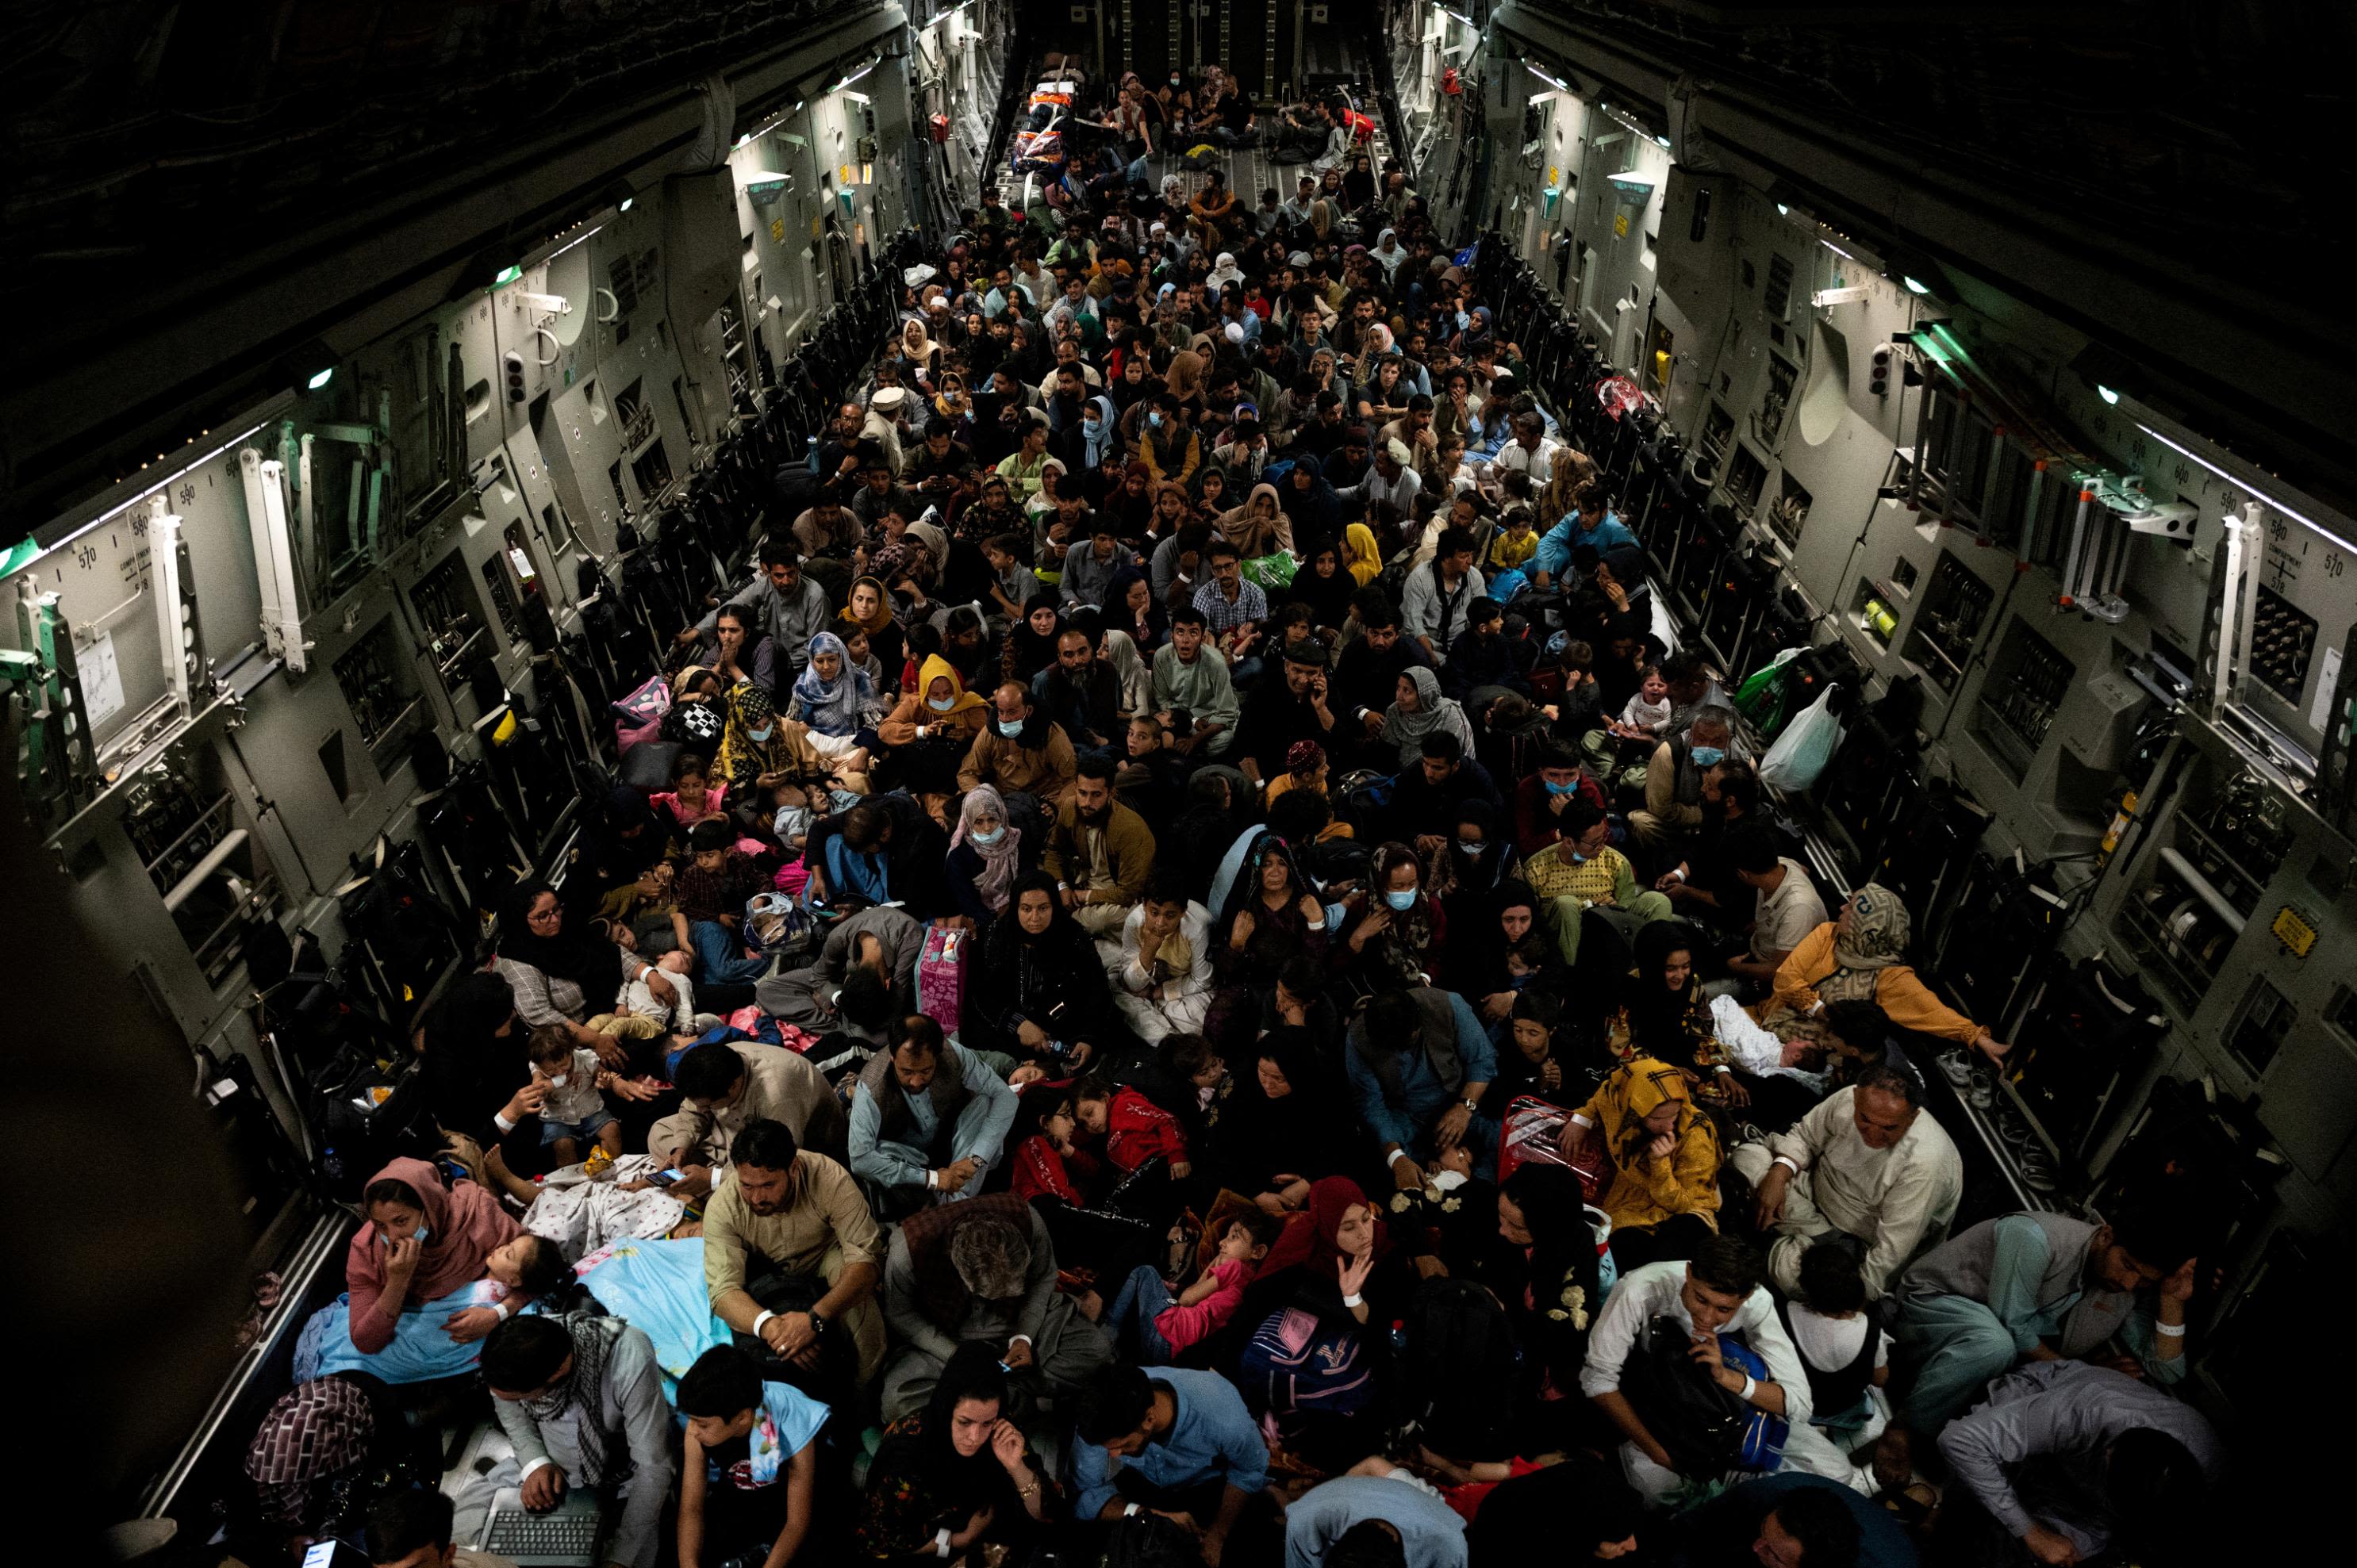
left=1099, top=1511, right=1200, bottom=1568
left=1397, top=1275, right=1522, bottom=1460
left=1617, top=1312, right=1756, bottom=1478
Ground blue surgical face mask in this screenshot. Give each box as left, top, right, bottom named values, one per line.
left=927, top=694, right=958, bottom=712
left=1544, top=777, right=1577, bottom=796
left=1149, top=410, right=1165, bottom=427
left=1691, top=746, right=1726, bottom=768
left=1455, top=311, right=1472, bottom=331
left=1508, top=972, right=1533, bottom=990
left=971, top=825, right=1006, bottom=846
left=1568, top=849, right=1589, bottom=865
left=996, top=719, right=1026, bottom=739
left=1084, top=413, right=1101, bottom=428
left=1384, top=889, right=1417, bottom=911
left=747, top=725, right=774, bottom=743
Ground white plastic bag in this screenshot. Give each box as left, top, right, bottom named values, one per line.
left=1710, top=995, right=1788, bottom=1075
left=1756, top=683, right=1844, bottom=791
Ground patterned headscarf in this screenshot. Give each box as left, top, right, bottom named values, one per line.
left=1833, top=882, right=1910, bottom=967
left=952, top=784, right=1023, bottom=914
left=245, top=1378, right=374, bottom=1526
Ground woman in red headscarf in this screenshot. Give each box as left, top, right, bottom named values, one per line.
left=344, top=1156, right=524, bottom=1353
left=1226, top=1177, right=1418, bottom=1470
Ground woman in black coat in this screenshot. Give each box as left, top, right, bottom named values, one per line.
left=964, top=870, right=1119, bottom=1072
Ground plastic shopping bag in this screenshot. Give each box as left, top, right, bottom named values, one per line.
left=1756, top=683, right=1844, bottom=792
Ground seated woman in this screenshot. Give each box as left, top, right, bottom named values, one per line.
left=1215, top=481, right=1294, bottom=559
left=1205, top=831, right=1330, bottom=1052
left=676, top=1344, right=828, bottom=1568
left=943, top=783, right=1027, bottom=933
left=1104, top=565, right=1168, bottom=654
left=1228, top=1177, right=1417, bottom=1473
left=708, top=603, right=777, bottom=694
left=495, top=880, right=680, bottom=1072
left=854, top=1343, right=1057, bottom=1565
left=344, top=1157, right=527, bottom=1356
left=712, top=682, right=861, bottom=827
left=1203, top=1026, right=1353, bottom=1218
left=874, top=654, right=990, bottom=760
left=1759, top=881, right=2009, bottom=1064
left=786, top=631, right=881, bottom=771
left=1554, top=1055, right=1722, bottom=1271
left=840, top=572, right=908, bottom=680
left=1330, top=841, right=1445, bottom=996
left=1453, top=880, right=1546, bottom=1023
left=1379, top=666, right=1477, bottom=771
left=965, top=870, right=1117, bottom=1072
left=234, top=1374, right=410, bottom=1566
left=1632, top=918, right=1821, bottom=1133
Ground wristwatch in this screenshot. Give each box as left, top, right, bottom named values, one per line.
left=807, top=1308, right=831, bottom=1339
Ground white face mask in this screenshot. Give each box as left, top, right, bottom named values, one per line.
left=547, top=1074, right=569, bottom=1089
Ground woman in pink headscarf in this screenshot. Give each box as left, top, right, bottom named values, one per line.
left=344, top=1156, right=524, bottom=1352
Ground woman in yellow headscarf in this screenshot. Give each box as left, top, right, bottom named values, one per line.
left=1557, top=1054, right=1722, bottom=1272
left=1342, top=520, right=1384, bottom=585
left=873, top=654, right=988, bottom=753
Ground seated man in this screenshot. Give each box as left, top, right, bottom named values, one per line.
left=757, top=901, right=926, bottom=1032
left=1286, top=1463, right=1469, bottom=1568
left=482, top=1314, right=674, bottom=1568
left=848, top=1016, right=1020, bottom=1216
left=958, top=679, right=1079, bottom=819
left=649, top=1038, right=848, bottom=1197
left=702, top=1117, right=886, bottom=1405
left=1070, top=1362, right=1272, bottom=1562
left=1579, top=1236, right=1855, bottom=1506
left=675, top=1345, right=827, bottom=1568
left=1345, top=985, right=1497, bottom=1192
left=1938, top=1360, right=2221, bottom=1567
left=880, top=1193, right=1111, bottom=1421
left=1108, top=871, right=1217, bottom=1043
left=1520, top=799, right=1674, bottom=965
left=1893, top=1203, right=2198, bottom=1430
left=1629, top=704, right=1736, bottom=853
left=1385, top=730, right=1503, bottom=854
left=1714, top=826, right=1826, bottom=996
left=1042, top=753, right=1158, bottom=937
left=1729, top=1064, right=1963, bottom=1302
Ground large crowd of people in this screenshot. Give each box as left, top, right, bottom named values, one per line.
left=233, top=59, right=2224, bottom=1568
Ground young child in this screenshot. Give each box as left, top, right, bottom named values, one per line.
left=1009, top=1091, right=1105, bottom=1207
left=983, top=532, right=1034, bottom=623
left=1096, top=1211, right=1280, bottom=1364
left=1609, top=663, right=1672, bottom=742
left=1782, top=1243, right=1891, bottom=1457
left=600, top=946, right=697, bottom=1036
left=651, top=753, right=727, bottom=830
left=1489, top=501, right=1540, bottom=572
left=1074, top=1070, right=1192, bottom=1179
left=526, top=1025, right=625, bottom=1164
left=675, top=1346, right=827, bottom=1568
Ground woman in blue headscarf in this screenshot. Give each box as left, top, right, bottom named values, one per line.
left=786, top=630, right=880, bottom=766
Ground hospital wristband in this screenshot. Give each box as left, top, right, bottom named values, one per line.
left=492, top=1299, right=514, bottom=1322
left=934, top=1528, right=954, bottom=1557
left=1772, top=1156, right=1802, bottom=1175
left=1342, top=1293, right=1365, bottom=1309
left=2155, top=1321, right=2186, bottom=1336
left=1738, top=1374, right=1756, bottom=1402
left=1386, top=1149, right=1410, bottom=1167
left=752, top=1310, right=777, bottom=1336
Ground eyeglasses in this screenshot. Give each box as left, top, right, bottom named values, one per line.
left=527, top=905, right=561, bottom=926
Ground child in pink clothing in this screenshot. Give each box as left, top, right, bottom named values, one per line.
left=1096, top=1213, right=1280, bottom=1364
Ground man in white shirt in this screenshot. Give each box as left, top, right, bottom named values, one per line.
left=1580, top=1239, right=1863, bottom=1505
left=1730, top=1065, right=1963, bottom=1302
left=1485, top=411, right=1560, bottom=481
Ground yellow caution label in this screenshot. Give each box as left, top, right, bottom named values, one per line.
left=2272, top=905, right=2317, bottom=957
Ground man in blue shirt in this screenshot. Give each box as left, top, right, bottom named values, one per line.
left=1071, top=1364, right=1272, bottom=1563
left=1285, top=1466, right=1468, bottom=1568
left=1532, top=490, right=1640, bottom=588
left=1343, top=986, right=1498, bottom=1190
